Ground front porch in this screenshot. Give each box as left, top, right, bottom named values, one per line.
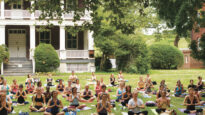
left=0, top=25, right=94, bottom=75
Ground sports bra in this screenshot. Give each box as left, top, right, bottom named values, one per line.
left=35, top=95, right=44, bottom=103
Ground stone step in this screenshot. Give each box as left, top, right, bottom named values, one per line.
left=3, top=73, right=34, bottom=76
left=6, top=61, right=32, bottom=65
left=4, top=65, right=32, bottom=68
left=4, top=70, right=33, bottom=73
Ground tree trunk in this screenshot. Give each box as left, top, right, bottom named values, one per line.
left=100, top=53, right=106, bottom=71
left=174, top=35, right=180, bottom=47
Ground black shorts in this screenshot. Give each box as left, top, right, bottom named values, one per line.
left=35, top=105, right=43, bottom=110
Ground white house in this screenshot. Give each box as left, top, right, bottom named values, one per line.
left=0, top=0, right=95, bottom=75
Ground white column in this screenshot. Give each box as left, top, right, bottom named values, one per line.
left=0, top=25, right=5, bottom=75
left=30, top=25, right=35, bottom=73
left=60, top=26, right=66, bottom=59
left=88, top=30, right=94, bottom=50
left=31, top=1, right=35, bottom=20
left=1, top=0, right=4, bottom=19
left=0, top=25, right=5, bottom=45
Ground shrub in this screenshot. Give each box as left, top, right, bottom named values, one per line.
left=34, top=43, right=60, bottom=72
left=149, top=44, right=184, bottom=69
left=0, top=45, right=9, bottom=64
left=116, top=36, right=150, bottom=74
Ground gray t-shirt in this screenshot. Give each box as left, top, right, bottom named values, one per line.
left=128, top=98, right=143, bottom=113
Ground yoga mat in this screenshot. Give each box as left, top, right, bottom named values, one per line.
left=121, top=112, right=128, bottom=115
left=151, top=109, right=158, bottom=115
left=81, top=107, right=92, bottom=111
left=178, top=108, right=196, bottom=115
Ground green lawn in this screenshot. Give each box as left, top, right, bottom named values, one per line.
left=4, top=69, right=205, bottom=115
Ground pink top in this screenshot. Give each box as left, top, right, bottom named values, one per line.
left=95, top=85, right=101, bottom=95
left=11, top=84, right=19, bottom=93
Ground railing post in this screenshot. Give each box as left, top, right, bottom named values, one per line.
left=60, top=26, right=66, bottom=59
left=1, top=0, right=4, bottom=19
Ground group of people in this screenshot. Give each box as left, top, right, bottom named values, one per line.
left=0, top=71, right=204, bottom=115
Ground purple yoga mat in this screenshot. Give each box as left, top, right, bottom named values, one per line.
left=178, top=108, right=196, bottom=115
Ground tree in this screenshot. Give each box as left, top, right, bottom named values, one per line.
left=152, top=0, right=204, bottom=47
left=190, top=33, right=205, bottom=64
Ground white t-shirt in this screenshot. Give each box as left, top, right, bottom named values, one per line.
left=128, top=98, right=143, bottom=113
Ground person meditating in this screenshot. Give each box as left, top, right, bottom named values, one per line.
left=0, top=93, right=12, bottom=115
left=64, top=80, right=72, bottom=101
left=97, top=85, right=110, bottom=102
left=128, top=90, right=148, bottom=115
left=56, top=79, right=64, bottom=93
left=97, top=93, right=112, bottom=115
left=81, top=85, right=94, bottom=100
left=44, top=90, right=64, bottom=115
left=116, top=82, right=125, bottom=102
left=15, top=84, right=28, bottom=105
left=197, top=76, right=204, bottom=91
left=175, top=80, right=183, bottom=97
left=110, top=74, right=116, bottom=86
left=69, top=71, right=78, bottom=84
left=68, top=87, right=93, bottom=109
left=121, top=85, right=132, bottom=107
left=95, top=80, right=101, bottom=97
left=118, top=71, right=124, bottom=82
left=11, top=79, right=19, bottom=94
left=156, top=91, right=170, bottom=114
left=137, top=76, right=145, bottom=90
left=47, top=74, right=54, bottom=87
left=26, top=79, right=35, bottom=94
left=156, top=85, right=164, bottom=99
left=91, top=72, right=97, bottom=81
left=30, top=87, right=46, bottom=112
left=145, top=79, right=153, bottom=94
left=0, top=80, right=11, bottom=96
left=188, top=79, right=196, bottom=89
left=183, top=88, right=202, bottom=114
left=44, top=86, right=52, bottom=104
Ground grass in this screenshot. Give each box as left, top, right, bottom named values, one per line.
left=4, top=69, right=205, bottom=115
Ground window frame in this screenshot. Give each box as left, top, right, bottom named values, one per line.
left=11, top=0, right=23, bottom=10
left=39, top=30, right=52, bottom=44
left=66, top=32, right=78, bottom=50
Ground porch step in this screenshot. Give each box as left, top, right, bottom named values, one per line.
left=3, top=58, right=33, bottom=76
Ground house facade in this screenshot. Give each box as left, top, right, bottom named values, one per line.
left=0, top=0, right=95, bottom=75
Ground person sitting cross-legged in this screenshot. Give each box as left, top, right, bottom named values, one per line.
left=128, top=90, right=148, bottom=115
left=44, top=90, right=64, bottom=115
left=156, top=91, right=170, bottom=114
left=0, top=93, right=12, bottom=115
left=30, top=87, right=46, bottom=112
left=121, top=85, right=132, bottom=108
left=97, top=93, right=112, bottom=115
left=15, top=84, right=28, bottom=105
left=81, top=85, right=94, bottom=100
left=183, top=88, right=202, bottom=114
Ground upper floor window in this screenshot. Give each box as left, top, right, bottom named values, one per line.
left=12, top=0, right=23, bottom=9
left=39, top=31, right=51, bottom=44
left=66, top=0, right=78, bottom=10
left=66, top=32, right=78, bottom=49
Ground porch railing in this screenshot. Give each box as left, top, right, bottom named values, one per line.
left=56, top=50, right=89, bottom=59
left=3, top=10, right=91, bottom=20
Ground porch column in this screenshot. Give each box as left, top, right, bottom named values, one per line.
left=30, top=25, right=35, bottom=73
left=60, top=26, right=66, bottom=59
left=31, top=1, right=35, bottom=20
left=0, top=25, right=5, bottom=75
left=1, top=0, right=5, bottom=19
left=88, top=30, right=94, bottom=50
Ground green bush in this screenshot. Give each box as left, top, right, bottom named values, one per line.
left=116, top=36, right=150, bottom=74
left=0, top=45, right=9, bottom=64
left=149, top=44, right=184, bottom=69
left=34, top=43, right=60, bottom=72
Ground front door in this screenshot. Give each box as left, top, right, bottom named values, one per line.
left=8, top=29, right=26, bottom=58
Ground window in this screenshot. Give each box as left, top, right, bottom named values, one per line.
left=8, top=29, right=26, bottom=34
left=12, top=0, right=22, bottom=9
left=66, top=32, right=78, bottom=49
left=39, top=31, right=51, bottom=44
left=185, top=56, right=188, bottom=64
